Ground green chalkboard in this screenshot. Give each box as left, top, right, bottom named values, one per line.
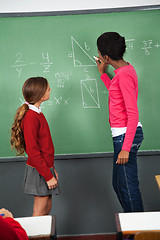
left=0, top=9, right=160, bottom=157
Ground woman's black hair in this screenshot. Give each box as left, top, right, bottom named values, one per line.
left=97, top=32, right=126, bottom=60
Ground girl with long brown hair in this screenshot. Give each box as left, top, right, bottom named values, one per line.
left=11, top=77, right=59, bottom=216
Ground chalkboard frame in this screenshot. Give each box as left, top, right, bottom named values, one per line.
left=0, top=5, right=160, bottom=18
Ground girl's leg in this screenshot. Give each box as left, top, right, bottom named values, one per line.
left=33, top=195, right=51, bottom=216
left=46, top=195, right=52, bottom=215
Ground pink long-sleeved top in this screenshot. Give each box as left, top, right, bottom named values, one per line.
left=101, top=63, right=139, bottom=152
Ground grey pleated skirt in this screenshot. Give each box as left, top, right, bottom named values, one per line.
left=24, top=165, right=60, bottom=196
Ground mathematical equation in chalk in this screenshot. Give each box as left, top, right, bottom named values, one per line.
left=54, top=71, right=72, bottom=88
left=20, top=96, right=71, bottom=109
left=12, top=36, right=160, bottom=110
left=68, top=36, right=160, bottom=73
left=126, top=39, right=160, bottom=55
left=11, top=52, right=53, bottom=78
left=141, top=40, right=160, bottom=55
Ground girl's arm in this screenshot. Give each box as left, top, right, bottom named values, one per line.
left=23, top=115, right=54, bottom=182
left=117, top=72, right=139, bottom=164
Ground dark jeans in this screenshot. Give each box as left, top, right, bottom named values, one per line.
left=112, top=126, right=144, bottom=212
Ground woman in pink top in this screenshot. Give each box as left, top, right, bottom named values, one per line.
left=95, top=32, right=144, bottom=212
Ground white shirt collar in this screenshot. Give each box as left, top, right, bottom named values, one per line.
left=28, top=104, right=41, bottom=114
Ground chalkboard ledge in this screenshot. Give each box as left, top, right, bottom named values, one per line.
left=0, top=150, right=160, bottom=162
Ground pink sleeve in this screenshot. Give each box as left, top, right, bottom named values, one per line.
left=23, top=115, right=53, bottom=181
left=100, top=73, right=111, bottom=89
left=119, top=73, right=139, bottom=152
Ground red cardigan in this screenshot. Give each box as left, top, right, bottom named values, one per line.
left=0, top=216, right=28, bottom=240
left=21, top=109, right=55, bottom=181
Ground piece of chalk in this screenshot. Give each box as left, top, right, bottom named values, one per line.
left=93, top=56, right=99, bottom=61
left=0, top=214, right=4, bottom=216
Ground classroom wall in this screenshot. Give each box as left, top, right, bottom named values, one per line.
left=0, top=153, right=160, bottom=236
left=0, top=0, right=160, bottom=13
left=1, top=0, right=160, bottom=237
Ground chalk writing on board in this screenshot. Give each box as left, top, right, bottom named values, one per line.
left=80, top=79, right=100, bottom=108
left=70, top=36, right=96, bottom=67
left=40, top=52, right=53, bottom=73
left=85, top=74, right=91, bottom=80
left=84, top=67, right=89, bottom=73
left=11, top=52, right=53, bottom=77
left=84, top=42, right=90, bottom=51
left=102, top=90, right=108, bottom=95
left=47, top=101, right=53, bottom=106
left=141, top=40, right=160, bottom=55
left=155, top=42, right=160, bottom=48
left=54, top=97, right=70, bottom=105
left=20, top=98, right=25, bottom=105
left=41, top=100, right=68, bottom=107
left=142, top=40, right=152, bottom=55
left=20, top=97, right=70, bottom=108
left=11, top=53, right=27, bottom=78
left=55, top=71, right=72, bottom=88
left=125, top=39, right=135, bottom=51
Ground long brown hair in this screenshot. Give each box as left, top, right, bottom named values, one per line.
left=10, top=77, right=48, bottom=155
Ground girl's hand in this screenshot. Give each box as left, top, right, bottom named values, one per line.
left=0, top=208, right=13, bottom=218
left=47, top=176, right=58, bottom=190
left=116, top=150, right=129, bottom=164
left=95, top=57, right=108, bottom=75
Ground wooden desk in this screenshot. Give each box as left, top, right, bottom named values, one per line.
left=115, top=211, right=160, bottom=240
left=155, top=175, right=160, bottom=189
left=15, top=215, right=56, bottom=240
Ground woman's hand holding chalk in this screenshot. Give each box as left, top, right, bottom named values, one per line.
left=93, top=56, right=102, bottom=64
left=93, top=56, right=108, bottom=75
left=93, top=56, right=99, bottom=61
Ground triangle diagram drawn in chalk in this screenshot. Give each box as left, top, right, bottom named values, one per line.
left=71, top=36, right=96, bottom=67
left=80, top=79, right=100, bottom=108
